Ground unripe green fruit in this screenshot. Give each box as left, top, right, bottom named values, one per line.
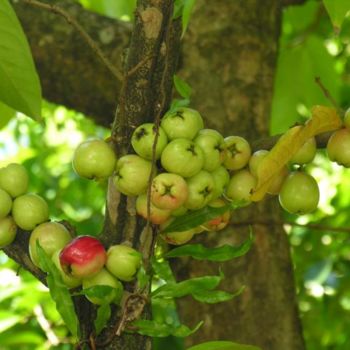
left=161, top=138, right=204, bottom=178
left=73, top=139, right=116, bottom=179
left=12, top=193, right=49, bottom=231
left=29, top=222, right=72, bottom=267
left=82, top=268, right=123, bottom=305
left=279, top=171, right=319, bottom=214
left=0, top=216, right=17, bottom=248
left=226, top=170, right=256, bottom=203
left=249, top=150, right=269, bottom=177
left=0, top=163, right=28, bottom=198
left=210, top=166, right=230, bottom=200
left=106, top=245, right=142, bottom=282
left=114, top=155, right=153, bottom=196
left=185, top=170, right=215, bottom=210
left=0, top=188, right=12, bottom=219
left=52, top=250, right=81, bottom=288
left=290, top=137, right=316, bottom=165
left=161, top=107, right=204, bottom=140
left=223, top=136, right=251, bottom=171
left=131, top=123, right=168, bottom=160
left=327, top=128, right=350, bottom=167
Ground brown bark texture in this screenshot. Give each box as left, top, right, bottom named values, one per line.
left=174, top=1, right=305, bottom=350
left=7, top=0, right=307, bottom=350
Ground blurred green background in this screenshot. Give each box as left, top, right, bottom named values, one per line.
left=1, top=0, right=350, bottom=349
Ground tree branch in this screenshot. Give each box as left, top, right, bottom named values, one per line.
left=12, top=0, right=132, bottom=127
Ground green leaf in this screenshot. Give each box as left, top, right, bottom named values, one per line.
left=0, top=312, right=22, bottom=332
left=192, top=286, right=245, bottom=304
left=0, top=0, right=42, bottom=120
left=152, top=258, right=177, bottom=283
left=161, top=200, right=246, bottom=234
left=152, top=274, right=223, bottom=299
left=187, top=341, right=262, bottom=350
left=169, top=98, right=191, bottom=113
left=174, top=75, right=192, bottom=99
left=74, top=285, right=120, bottom=301
left=94, top=304, right=111, bottom=336
left=137, top=265, right=150, bottom=290
left=165, top=233, right=253, bottom=261
left=323, top=0, right=350, bottom=31
left=182, top=0, right=197, bottom=36
left=36, top=242, right=78, bottom=337
left=132, top=319, right=203, bottom=337
left=0, top=101, right=15, bottom=129
left=173, top=0, right=184, bottom=19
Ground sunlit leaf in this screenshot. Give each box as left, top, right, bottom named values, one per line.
left=36, top=242, right=78, bottom=337
left=252, top=106, right=342, bottom=201
left=132, top=319, right=203, bottom=337
left=187, top=341, right=261, bottom=350
left=182, top=0, right=196, bottom=36
left=0, top=101, right=15, bottom=129
left=0, top=0, right=42, bottom=120
left=323, top=0, right=350, bottom=31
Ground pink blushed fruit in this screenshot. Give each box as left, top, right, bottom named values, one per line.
left=59, top=236, right=107, bottom=278
left=151, top=173, right=188, bottom=210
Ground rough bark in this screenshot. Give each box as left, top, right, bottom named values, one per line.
left=173, top=1, right=306, bottom=349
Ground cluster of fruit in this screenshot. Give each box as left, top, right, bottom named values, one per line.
left=0, top=162, right=141, bottom=305
left=0, top=163, right=49, bottom=247
left=72, top=107, right=325, bottom=245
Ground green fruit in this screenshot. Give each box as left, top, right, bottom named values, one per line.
left=210, top=166, right=230, bottom=200
left=114, top=155, right=153, bottom=196
left=131, top=123, right=168, bottom=160
left=106, top=245, right=142, bottom=282
left=0, top=188, right=12, bottom=219
left=12, top=193, right=49, bottom=231
left=226, top=170, right=256, bottom=203
left=202, top=198, right=231, bottom=231
left=0, top=163, right=28, bottom=198
left=52, top=249, right=82, bottom=288
left=279, top=171, right=319, bottom=214
left=223, top=136, right=251, bottom=171
left=82, top=268, right=124, bottom=305
left=73, top=139, right=116, bottom=179
left=290, top=137, right=316, bottom=165
left=327, top=128, right=350, bottom=167
left=161, top=138, right=204, bottom=178
left=161, top=107, right=204, bottom=140
left=29, top=222, right=72, bottom=267
left=185, top=170, right=215, bottom=210
left=161, top=228, right=195, bottom=245
left=0, top=216, right=17, bottom=248
left=194, top=131, right=225, bottom=171
left=248, top=150, right=269, bottom=177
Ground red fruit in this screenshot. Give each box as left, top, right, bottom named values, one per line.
left=59, top=236, right=107, bottom=278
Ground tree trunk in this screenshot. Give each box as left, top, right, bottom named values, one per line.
left=175, top=1, right=306, bottom=349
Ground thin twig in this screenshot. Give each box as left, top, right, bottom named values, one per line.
left=231, top=219, right=350, bottom=234
left=33, top=305, right=60, bottom=346
left=315, top=77, right=340, bottom=111
left=22, top=0, right=123, bottom=81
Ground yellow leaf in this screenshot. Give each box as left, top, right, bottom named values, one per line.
left=251, top=106, right=342, bottom=201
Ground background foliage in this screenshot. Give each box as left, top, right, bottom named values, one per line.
left=0, top=0, right=350, bottom=349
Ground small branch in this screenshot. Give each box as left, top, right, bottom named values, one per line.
left=315, top=77, right=341, bottom=111
left=33, top=305, right=60, bottom=346
left=22, top=0, right=123, bottom=81
left=231, top=219, right=350, bottom=234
